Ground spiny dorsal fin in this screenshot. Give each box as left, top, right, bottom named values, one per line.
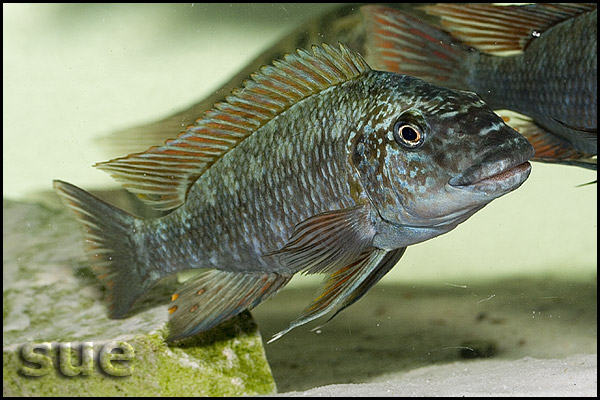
left=423, top=3, right=597, bottom=53
left=96, top=43, right=371, bottom=211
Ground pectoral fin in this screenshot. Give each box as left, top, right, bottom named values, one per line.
left=326, top=247, right=406, bottom=322
left=268, top=247, right=406, bottom=343
left=268, top=205, right=377, bottom=275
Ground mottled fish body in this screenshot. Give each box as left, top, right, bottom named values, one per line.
left=362, top=3, right=597, bottom=169
left=54, top=43, right=533, bottom=342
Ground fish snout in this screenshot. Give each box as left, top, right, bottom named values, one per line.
left=448, top=134, right=534, bottom=192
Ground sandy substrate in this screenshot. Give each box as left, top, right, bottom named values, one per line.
left=251, top=278, right=597, bottom=396
left=280, top=355, right=597, bottom=397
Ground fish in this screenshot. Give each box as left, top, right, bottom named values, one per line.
left=53, top=43, right=534, bottom=343
left=361, top=3, right=597, bottom=170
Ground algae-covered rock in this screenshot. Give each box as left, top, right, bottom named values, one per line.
left=3, top=199, right=276, bottom=396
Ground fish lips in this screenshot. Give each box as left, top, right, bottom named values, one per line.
left=448, top=148, right=534, bottom=193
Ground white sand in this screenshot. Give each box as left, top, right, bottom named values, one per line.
left=252, top=279, right=596, bottom=395
left=281, top=355, right=597, bottom=397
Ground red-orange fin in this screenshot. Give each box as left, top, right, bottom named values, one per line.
left=361, top=5, right=469, bottom=88
left=498, top=110, right=597, bottom=170
left=325, top=247, right=406, bottom=322
left=422, top=3, right=597, bottom=54
left=167, top=270, right=291, bottom=342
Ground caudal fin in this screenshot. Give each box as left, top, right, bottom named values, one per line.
left=53, top=180, right=154, bottom=318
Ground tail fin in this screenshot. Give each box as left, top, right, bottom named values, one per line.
left=53, top=180, right=154, bottom=318
left=360, top=5, right=471, bottom=89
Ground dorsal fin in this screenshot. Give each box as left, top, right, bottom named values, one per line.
left=95, top=43, right=371, bottom=211
left=423, top=3, right=597, bottom=53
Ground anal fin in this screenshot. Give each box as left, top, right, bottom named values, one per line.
left=167, top=270, right=291, bottom=342
left=268, top=247, right=406, bottom=343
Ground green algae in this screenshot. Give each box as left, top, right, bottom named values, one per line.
left=4, top=329, right=275, bottom=396
left=3, top=199, right=276, bottom=396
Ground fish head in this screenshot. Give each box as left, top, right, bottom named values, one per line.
left=350, top=72, right=535, bottom=249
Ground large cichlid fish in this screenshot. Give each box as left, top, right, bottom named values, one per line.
left=54, top=43, right=534, bottom=343
left=362, top=3, right=597, bottom=170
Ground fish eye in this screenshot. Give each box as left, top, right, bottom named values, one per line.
left=393, top=120, right=424, bottom=149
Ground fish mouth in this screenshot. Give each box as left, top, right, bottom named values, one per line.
left=448, top=122, right=536, bottom=193
left=449, top=155, right=533, bottom=193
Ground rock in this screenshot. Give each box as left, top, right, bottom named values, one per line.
left=3, top=199, right=277, bottom=396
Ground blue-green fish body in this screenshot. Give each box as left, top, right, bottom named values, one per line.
left=363, top=3, right=597, bottom=169
left=54, top=43, right=533, bottom=342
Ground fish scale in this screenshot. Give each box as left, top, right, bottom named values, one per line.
left=54, top=43, right=533, bottom=342
left=177, top=108, right=357, bottom=274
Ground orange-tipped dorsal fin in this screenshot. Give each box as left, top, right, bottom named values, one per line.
left=422, top=3, right=597, bottom=54
left=95, top=43, right=371, bottom=211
